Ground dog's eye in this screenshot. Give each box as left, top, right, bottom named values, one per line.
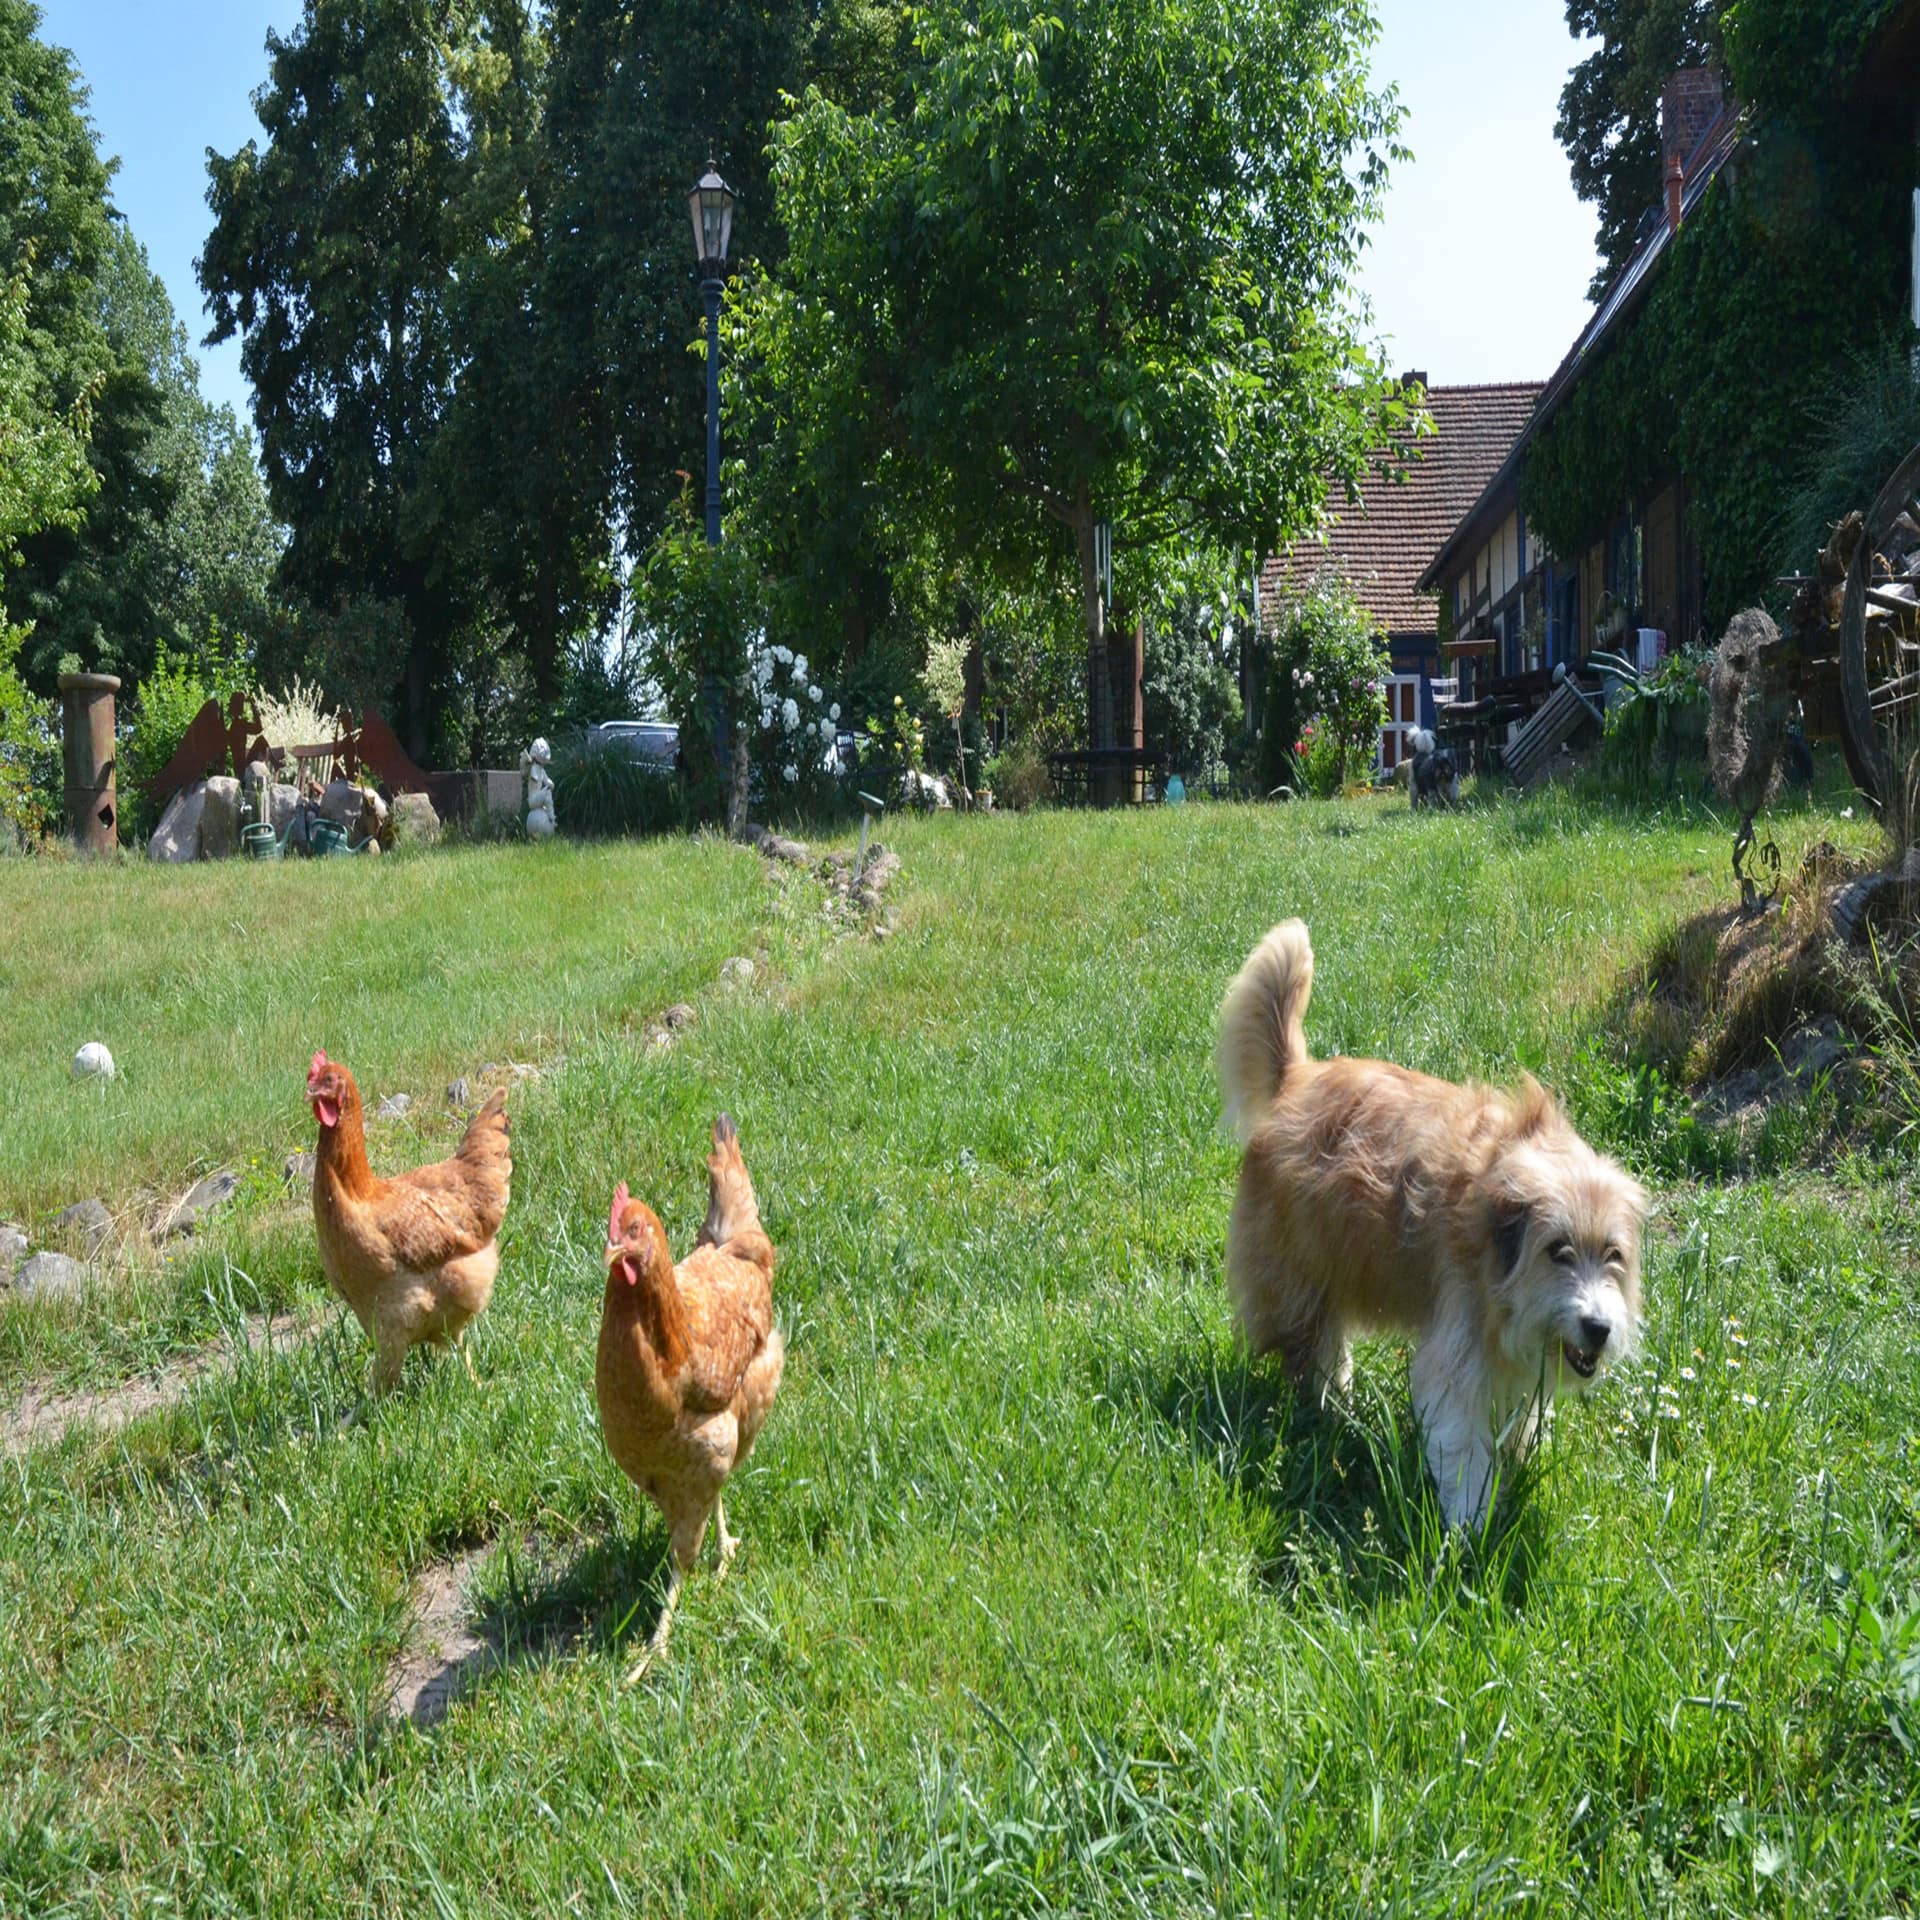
left=1605, top=1245, right=1624, bottom=1267
left=1550, top=1241, right=1576, bottom=1266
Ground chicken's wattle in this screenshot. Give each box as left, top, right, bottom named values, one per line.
left=314, top=1094, right=340, bottom=1129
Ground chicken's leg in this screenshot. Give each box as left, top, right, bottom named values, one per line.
left=712, top=1496, right=739, bottom=1583
left=369, top=1323, right=408, bottom=1399
left=623, top=1562, right=684, bottom=1686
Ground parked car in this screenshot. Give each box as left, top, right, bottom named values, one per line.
left=586, top=720, right=680, bottom=769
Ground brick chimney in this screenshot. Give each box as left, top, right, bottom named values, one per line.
left=1660, top=68, right=1724, bottom=234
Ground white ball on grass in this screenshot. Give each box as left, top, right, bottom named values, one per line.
left=73, top=1042, right=115, bottom=1080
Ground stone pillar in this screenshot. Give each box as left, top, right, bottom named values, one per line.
left=58, top=672, right=120, bottom=855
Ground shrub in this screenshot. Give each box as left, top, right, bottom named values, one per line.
left=254, top=677, right=339, bottom=756
left=1258, top=578, right=1389, bottom=795
left=0, top=624, right=56, bottom=842
left=637, top=486, right=763, bottom=828
left=1291, top=718, right=1348, bottom=799
left=552, top=740, right=694, bottom=839
left=1143, top=600, right=1242, bottom=786
left=982, top=737, right=1051, bottom=809
left=1601, top=645, right=1711, bottom=788
left=122, top=623, right=254, bottom=830
left=745, top=639, right=841, bottom=814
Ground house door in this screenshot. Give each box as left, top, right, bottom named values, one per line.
left=1380, top=675, right=1421, bottom=773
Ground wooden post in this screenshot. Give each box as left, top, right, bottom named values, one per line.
left=1125, top=612, right=1145, bottom=801
left=58, top=672, right=120, bottom=855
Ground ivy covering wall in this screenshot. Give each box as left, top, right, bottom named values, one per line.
left=1521, top=0, right=1915, bottom=632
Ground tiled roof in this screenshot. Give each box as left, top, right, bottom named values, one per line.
left=1261, top=382, right=1542, bottom=641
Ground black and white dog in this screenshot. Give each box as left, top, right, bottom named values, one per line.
left=1407, top=729, right=1460, bottom=809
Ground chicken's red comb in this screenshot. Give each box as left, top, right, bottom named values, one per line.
left=308, top=1050, right=329, bottom=1084
left=607, top=1181, right=630, bottom=1248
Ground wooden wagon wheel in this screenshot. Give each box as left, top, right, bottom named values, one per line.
left=1839, top=438, right=1920, bottom=811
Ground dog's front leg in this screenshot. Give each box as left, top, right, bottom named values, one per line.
left=1411, top=1319, right=1497, bottom=1530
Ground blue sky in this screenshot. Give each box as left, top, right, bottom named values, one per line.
left=42, top=0, right=1601, bottom=425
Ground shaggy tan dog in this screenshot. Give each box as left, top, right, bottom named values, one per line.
left=1218, top=920, right=1646, bottom=1528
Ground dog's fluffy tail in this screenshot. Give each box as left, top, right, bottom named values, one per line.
left=1217, top=919, right=1315, bottom=1142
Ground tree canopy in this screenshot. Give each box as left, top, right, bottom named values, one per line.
left=0, top=0, right=282, bottom=694
left=1556, top=0, right=1723, bottom=300
left=735, top=0, right=1410, bottom=750
left=200, top=0, right=905, bottom=762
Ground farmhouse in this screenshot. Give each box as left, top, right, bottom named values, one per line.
left=1421, top=15, right=1920, bottom=728
left=1417, top=70, right=1738, bottom=703
left=1260, top=380, right=1541, bottom=769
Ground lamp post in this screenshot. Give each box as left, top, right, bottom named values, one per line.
left=688, top=163, right=736, bottom=547
left=688, top=162, right=739, bottom=826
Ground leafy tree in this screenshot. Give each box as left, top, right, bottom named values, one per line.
left=0, top=0, right=112, bottom=411
left=202, top=0, right=483, bottom=760
left=203, top=0, right=903, bottom=757
left=743, top=0, right=1408, bottom=756
left=12, top=229, right=282, bottom=687
left=0, top=247, right=97, bottom=836
left=1556, top=0, right=1723, bottom=299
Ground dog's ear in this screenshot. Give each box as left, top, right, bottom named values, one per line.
left=1492, top=1196, right=1534, bottom=1274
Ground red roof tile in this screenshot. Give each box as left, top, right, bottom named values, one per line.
left=1260, top=383, right=1542, bottom=641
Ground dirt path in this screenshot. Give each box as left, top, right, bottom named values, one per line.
left=0, top=1311, right=315, bottom=1455
left=384, top=1543, right=506, bottom=1729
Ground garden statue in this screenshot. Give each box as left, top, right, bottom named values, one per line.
left=1708, top=608, right=1794, bottom=912
left=523, top=737, right=556, bottom=839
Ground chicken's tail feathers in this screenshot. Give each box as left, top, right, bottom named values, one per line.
left=456, top=1087, right=512, bottom=1167
left=1217, top=919, right=1315, bottom=1143
left=699, top=1112, right=762, bottom=1251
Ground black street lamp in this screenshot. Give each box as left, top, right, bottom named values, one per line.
left=688, top=164, right=736, bottom=547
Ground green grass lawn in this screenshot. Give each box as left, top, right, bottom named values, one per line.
left=2, top=791, right=1917, bottom=1915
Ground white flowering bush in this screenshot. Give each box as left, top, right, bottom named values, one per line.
left=747, top=640, right=841, bottom=805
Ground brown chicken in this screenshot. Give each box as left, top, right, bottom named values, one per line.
left=599, top=1115, right=784, bottom=1681
left=306, top=1052, right=512, bottom=1397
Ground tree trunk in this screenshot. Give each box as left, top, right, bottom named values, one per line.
left=1073, top=486, right=1113, bottom=763
left=725, top=728, right=751, bottom=840
left=405, top=626, right=431, bottom=766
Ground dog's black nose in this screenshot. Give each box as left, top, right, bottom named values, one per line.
left=1577, top=1315, right=1611, bottom=1354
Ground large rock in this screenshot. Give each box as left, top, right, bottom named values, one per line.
left=392, top=792, right=441, bottom=845
left=267, top=782, right=301, bottom=836
left=0, top=1222, right=27, bottom=1283
left=53, top=1197, right=113, bottom=1253
left=201, top=776, right=242, bottom=858
left=319, top=778, right=363, bottom=828
left=148, top=783, right=207, bottom=862
left=14, top=1252, right=86, bottom=1302
left=159, top=1170, right=239, bottom=1239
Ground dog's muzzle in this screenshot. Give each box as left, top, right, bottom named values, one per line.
left=1561, top=1314, right=1612, bottom=1380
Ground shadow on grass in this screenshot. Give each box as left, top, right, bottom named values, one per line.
left=390, top=1523, right=673, bottom=1731
left=1122, top=1337, right=1547, bottom=1611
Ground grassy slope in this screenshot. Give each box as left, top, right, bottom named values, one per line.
left=1, top=795, right=1916, bottom=1916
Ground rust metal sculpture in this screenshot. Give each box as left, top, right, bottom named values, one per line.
left=144, top=695, right=442, bottom=810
